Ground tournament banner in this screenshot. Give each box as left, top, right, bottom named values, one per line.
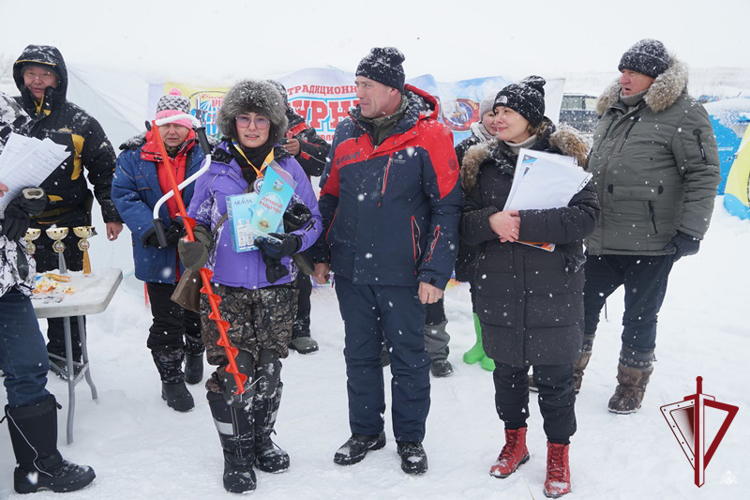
left=148, top=70, right=564, bottom=146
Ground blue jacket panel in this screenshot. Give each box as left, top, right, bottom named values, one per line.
left=112, top=142, right=205, bottom=283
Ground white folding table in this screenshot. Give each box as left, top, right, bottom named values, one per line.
left=32, top=267, right=122, bottom=444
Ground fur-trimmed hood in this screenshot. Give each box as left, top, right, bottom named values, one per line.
left=596, top=56, right=688, bottom=115
left=460, top=120, right=589, bottom=192
left=217, top=79, right=288, bottom=145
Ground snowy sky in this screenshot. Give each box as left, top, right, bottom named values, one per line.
left=1, top=0, right=749, bottom=83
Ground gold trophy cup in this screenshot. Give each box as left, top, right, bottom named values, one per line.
left=73, top=226, right=96, bottom=275
left=23, top=228, right=42, bottom=255
left=45, top=227, right=69, bottom=274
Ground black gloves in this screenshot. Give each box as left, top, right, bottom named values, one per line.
left=178, top=224, right=213, bottom=271
left=663, top=231, right=701, bottom=262
left=1, top=187, right=46, bottom=242
left=143, top=219, right=185, bottom=249
left=283, top=203, right=312, bottom=231
left=165, top=218, right=184, bottom=247
left=255, top=233, right=301, bottom=260
left=255, top=233, right=301, bottom=283
left=141, top=227, right=161, bottom=248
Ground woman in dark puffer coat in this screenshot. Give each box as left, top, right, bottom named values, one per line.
left=459, top=76, right=599, bottom=499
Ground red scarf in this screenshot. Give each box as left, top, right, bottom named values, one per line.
left=142, top=129, right=196, bottom=218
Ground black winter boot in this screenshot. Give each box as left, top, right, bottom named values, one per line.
left=184, top=353, right=204, bottom=385
left=396, top=440, right=428, bottom=474
left=153, top=348, right=194, bottom=411
left=334, top=432, right=387, bottom=465
left=289, top=318, right=319, bottom=354
left=207, top=392, right=257, bottom=493
left=161, top=382, right=194, bottom=412
left=430, top=359, right=454, bottom=377
left=184, top=333, right=205, bottom=385
left=288, top=335, right=319, bottom=354
left=254, top=350, right=290, bottom=473
left=5, top=395, right=96, bottom=493
left=425, top=320, right=452, bottom=377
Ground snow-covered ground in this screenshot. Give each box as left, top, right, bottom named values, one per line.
left=0, top=197, right=747, bottom=499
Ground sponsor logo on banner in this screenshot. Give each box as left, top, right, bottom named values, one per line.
left=442, top=98, right=479, bottom=132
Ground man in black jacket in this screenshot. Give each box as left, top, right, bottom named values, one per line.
left=13, top=45, right=123, bottom=374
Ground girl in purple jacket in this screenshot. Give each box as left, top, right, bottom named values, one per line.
left=181, top=80, right=321, bottom=493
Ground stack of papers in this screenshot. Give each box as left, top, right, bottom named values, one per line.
left=504, top=149, right=592, bottom=251
left=0, top=132, right=70, bottom=217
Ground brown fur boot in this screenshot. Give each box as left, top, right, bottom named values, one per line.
left=572, top=351, right=592, bottom=393
left=608, top=363, right=653, bottom=414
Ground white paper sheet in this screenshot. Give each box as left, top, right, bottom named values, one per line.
left=0, top=133, right=70, bottom=217
left=504, top=148, right=591, bottom=211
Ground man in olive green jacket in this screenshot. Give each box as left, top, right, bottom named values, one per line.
left=580, top=39, right=720, bottom=414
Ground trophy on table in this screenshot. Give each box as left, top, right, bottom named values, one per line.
left=23, top=228, right=42, bottom=255
left=73, top=226, right=96, bottom=276
left=45, top=227, right=69, bottom=274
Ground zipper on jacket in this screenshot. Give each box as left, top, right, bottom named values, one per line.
left=593, top=115, right=618, bottom=155
left=617, top=116, right=640, bottom=153
left=648, top=201, right=658, bottom=234
left=411, top=216, right=422, bottom=263
left=693, top=129, right=708, bottom=165
left=378, top=155, right=393, bottom=207
left=325, top=209, right=338, bottom=244
left=425, top=224, right=441, bottom=263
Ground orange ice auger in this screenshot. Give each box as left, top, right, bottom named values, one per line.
left=150, top=114, right=248, bottom=395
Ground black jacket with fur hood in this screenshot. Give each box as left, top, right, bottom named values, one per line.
left=459, top=120, right=600, bottom=367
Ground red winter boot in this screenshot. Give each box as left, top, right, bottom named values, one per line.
left=544, top=442, right=571, bottom=498
left=489, top=427, right=529, bottom=478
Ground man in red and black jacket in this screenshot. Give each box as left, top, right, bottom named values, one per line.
left=13, top=45, right=122, bottom=374
left=270, top=80, right=331, bottom=355
left=311, top=47, right=461, bottom=475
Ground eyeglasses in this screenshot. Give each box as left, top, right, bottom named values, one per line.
left=235, top=115, right=270, bottom=129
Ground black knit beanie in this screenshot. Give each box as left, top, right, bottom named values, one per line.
left=618, top=39, right=670, bottom=79
left=494, top=76, right=546, bottom=127
left=356, top=47, right=406, bottom=92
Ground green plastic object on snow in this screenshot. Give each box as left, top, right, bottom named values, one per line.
left=463, top=313, right=494, bottom=371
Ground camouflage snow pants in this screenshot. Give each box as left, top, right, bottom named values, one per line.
left=200, top=282, right=297, bottom=394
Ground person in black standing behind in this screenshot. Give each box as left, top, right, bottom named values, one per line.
left=269, top=80, right=330, bottom=354
left=12, top=45, right=122, bottom=376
